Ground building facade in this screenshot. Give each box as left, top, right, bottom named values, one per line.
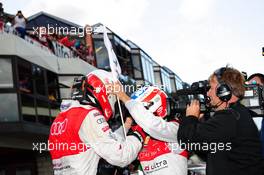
left=0, top=11, right=186, bottom=175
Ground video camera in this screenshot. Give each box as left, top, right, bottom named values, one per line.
left=172, top=80, right=264, bottom=117
left=241, top=84, right=264, bottom=116
left=172, top=80, right=211, bottom=115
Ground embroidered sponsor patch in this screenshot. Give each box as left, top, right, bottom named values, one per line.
left=50, top=119, right=68, bottom=136
left=97, top=118, right=106, bottom=124
left=93, top=111, right=101, bottom=117
left=102, top=126, right=110, bottom=132
left=143, top=160, right=168, bottom=173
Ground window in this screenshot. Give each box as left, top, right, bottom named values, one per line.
left=59, top=88, right=72, bottom=99
left=16, top=59, right=61, bottom=125
left=154, top=71, right=162, bottom=86
left=0, top=59, right=13, bottom=88
left=131, top=53, right=142, bottom=80
left=113, top=36, right=133, bottom=77
left=59, top=75, right=80, bottom=99
left=141, top=57, right=147, bottom=80
left=161, top=69, right=172, bottom=93
left=94, top=40, right=109, bottom=69
left=0, top=93, right=19, bottom=121
left=141, top=54, right=155, bottom=85
left=175, top=76, right=183, bottom=90
left=47, top=71, right=59, bottom=102
left=148, top=62, right=155, bottom=84
left=134, top=69, right=142, bottom=79
left=131, top=55, right=141, bottom=70
left=21, top=93, right=36, bottom=122
left=170, top=78, right=177, bottom=93
left=36, top=99, right=50, bottom=117
left=33, top=65, right=46, bottom=96
left=18, top=60, right=33, bottom=94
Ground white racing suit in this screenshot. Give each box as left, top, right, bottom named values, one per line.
left=48, top=100, right=142, bottom=175
left=125, top=100, right=188, bottom=175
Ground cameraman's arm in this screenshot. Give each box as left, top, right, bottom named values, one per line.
left=178, top=101, right=236, bottom=144
left=178, top=114, right=236, bottom=144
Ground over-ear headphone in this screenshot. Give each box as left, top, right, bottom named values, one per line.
left=214, top=67, right=232, bottom=102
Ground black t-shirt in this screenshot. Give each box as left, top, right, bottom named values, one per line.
left=178, top=102, right=262, bottom=175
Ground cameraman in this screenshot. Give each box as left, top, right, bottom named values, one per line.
left=247, top=73, right=264, bottom=160
left=178, top=67, right=262, bottom=175
left=248, top=73, right=264, bottom=86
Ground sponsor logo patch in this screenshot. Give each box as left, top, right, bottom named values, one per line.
left=143, top=160, right=168, bottom=173
left=102, top=126, right=110, bottom=132
left=97, top=118, right=106, bottom=124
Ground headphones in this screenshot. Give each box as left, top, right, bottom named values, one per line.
left=214, top=67, right=232, bottom=102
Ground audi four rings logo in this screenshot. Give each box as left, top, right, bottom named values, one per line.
left=50, top=119, right=68, bottom=135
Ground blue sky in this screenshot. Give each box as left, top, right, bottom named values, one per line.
left=2, top=0, right=264, bottom=83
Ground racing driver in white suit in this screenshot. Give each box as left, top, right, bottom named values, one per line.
left=109, top=82, right=188, bottom=175
left=48, top=70, right=145, bottom=175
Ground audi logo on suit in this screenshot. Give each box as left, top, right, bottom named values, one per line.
left=50, top=119, right=68, bottom=135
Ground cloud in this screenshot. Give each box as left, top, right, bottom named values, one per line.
left=178, top=0, right=214, bottom=22
left=4, top=0, right=264, bottom=84
left=23, top=0, right=149, bottom=39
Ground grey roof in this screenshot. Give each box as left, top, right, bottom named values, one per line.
left=27, top=11, right=82, bottom=28
left=162, top=66, right=175, bottom=75
left=163, top=66, right=183, bottom=81
left=126, top=40, right=139, bottom=49
left=92, top=23, right=112, bottom=33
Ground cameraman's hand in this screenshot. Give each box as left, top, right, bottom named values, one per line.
left=186, top=100, right=200, bottom=118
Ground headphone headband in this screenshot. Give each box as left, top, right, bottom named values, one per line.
left=214, top=67, right=226, bottom=82
left=214, top=67, right=232, bottom=102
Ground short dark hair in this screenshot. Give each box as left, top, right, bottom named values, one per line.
left=210, top=66, right=245, bottom=98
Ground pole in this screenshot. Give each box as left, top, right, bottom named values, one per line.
left=117, top=96, right=127, bottom=140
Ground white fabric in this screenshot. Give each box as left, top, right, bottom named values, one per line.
left=103, top=25, right=121, bottom=80
left=126, top=100, right=179, bottom=142
left=13, top=16, right=26, bottom=29
left=113, top=126, right=129, bottom=141
left=125, top=100, right=188, bottom=175
left=52, top=101, right=142, bottom=175
left=140, top=154, right=187, bottom=175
